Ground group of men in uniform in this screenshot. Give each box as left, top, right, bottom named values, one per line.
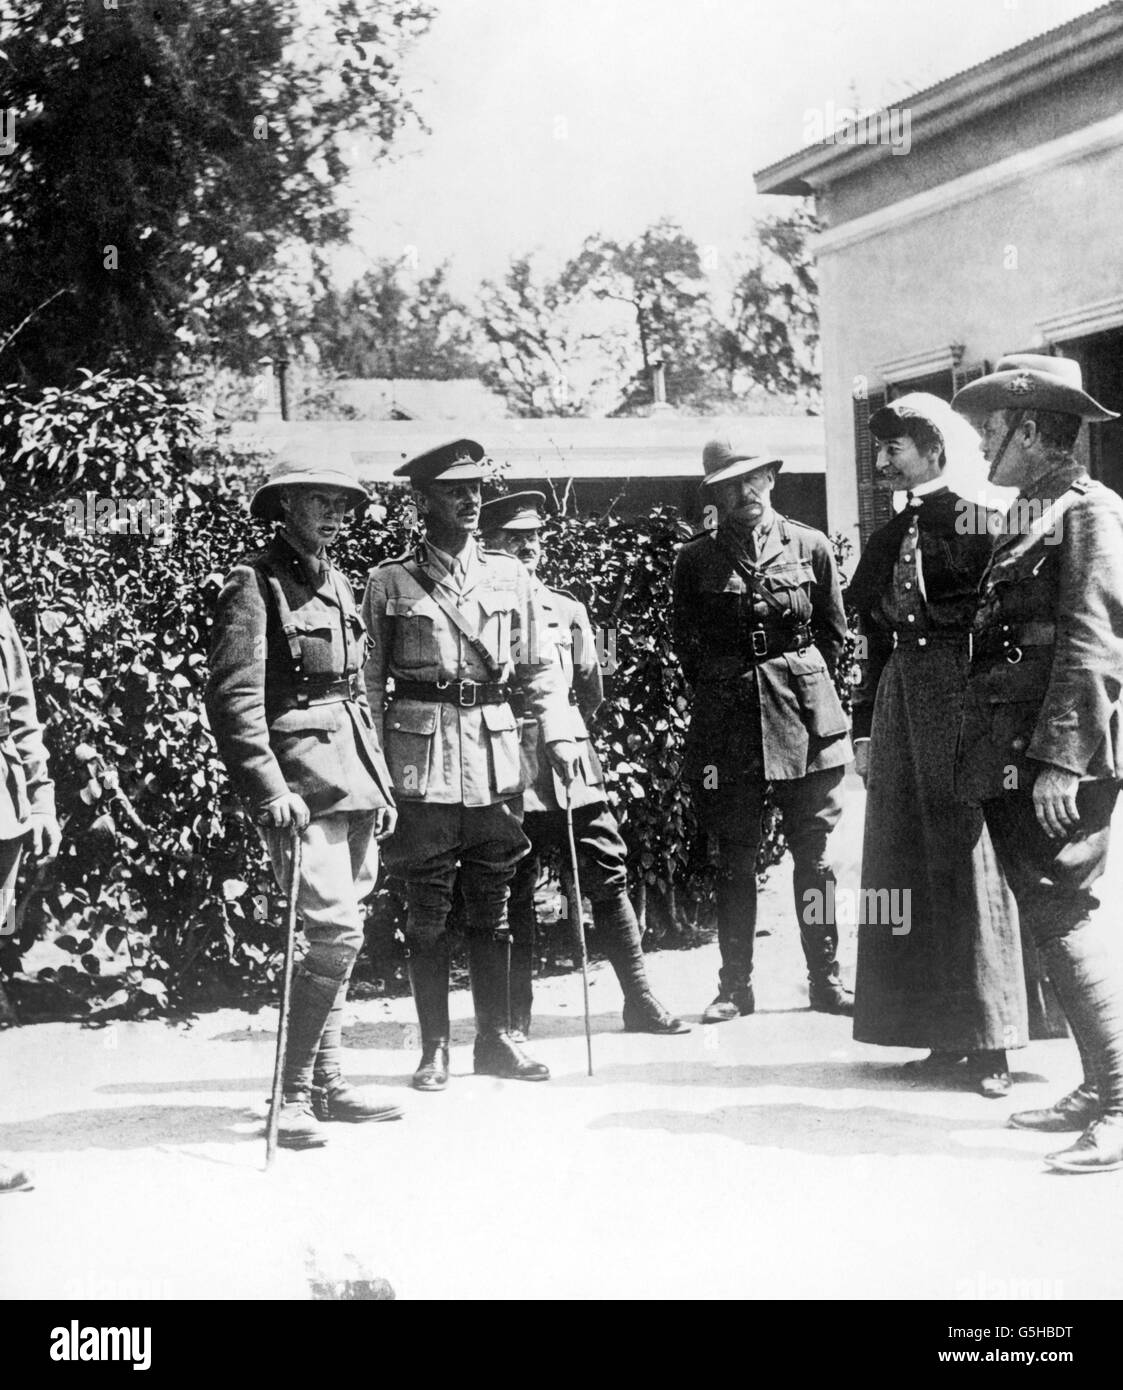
left=2, top=348, right=1121, bottom=1177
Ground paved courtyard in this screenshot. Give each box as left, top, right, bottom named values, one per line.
left=2, top=775, right=1122, bottom=1301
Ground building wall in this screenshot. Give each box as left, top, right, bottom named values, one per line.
left=818, top=122, right=1123, bottom=544
left=484, top=472, right=828, bottom=532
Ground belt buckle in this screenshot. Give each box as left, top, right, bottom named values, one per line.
left=750, top=629, right=768, bottom=657
left=457, top=680, right=477, bottom=708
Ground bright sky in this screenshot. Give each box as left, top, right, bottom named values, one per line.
left=330, top=0, right=1104, bottom=296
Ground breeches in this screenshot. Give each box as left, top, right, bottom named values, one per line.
left=983, top=783, right=1119, bottom=949
left=259, top=810, right=379, bottom=984
left=695, top=767, right=846, bottom=883
left=383, top=798, right=529, bottom=953
left=508, top=801, right=628, bottom=946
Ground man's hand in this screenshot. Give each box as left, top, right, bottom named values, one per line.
left=260, top=792, right=311, bottom=831
left=853, top=739, right=871, bottom=785
left=546, top=739, right=581, bottom=787
left=1033, top=765, right=1081, bottom=840
left=29, top=812, right=61, bottom=861
left=374, top=805, right=398, bottom=841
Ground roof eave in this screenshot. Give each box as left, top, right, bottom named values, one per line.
left=753, top=3, right=1123, bottom=196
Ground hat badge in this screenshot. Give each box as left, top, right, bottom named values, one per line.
left=1006, top=371, right=1035, bottom=396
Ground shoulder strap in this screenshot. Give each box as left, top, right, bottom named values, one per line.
left=728, top=555, right=793, bottom=619
left=408, top=564, right=504, bottom=682
left=258, top=560, right=304, bottom=675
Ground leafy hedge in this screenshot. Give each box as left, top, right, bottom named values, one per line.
left=0, top=371, right=856, bottom=1020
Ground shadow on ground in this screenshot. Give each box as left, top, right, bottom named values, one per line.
left=590, top=1100, right=1039, bottom=1162
left=339, top=1010, right=631, bottom=1049
left=548, top=1058, right=1050, bottom=1093
left=0, top=1105, right=260, bottom=1152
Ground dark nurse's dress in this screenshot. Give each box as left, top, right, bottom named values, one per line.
left=850, top=488, right=1038, bottom=1052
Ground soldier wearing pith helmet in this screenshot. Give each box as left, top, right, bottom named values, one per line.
left=206, top=448, right=402, bottom=1150
left=953, top=354, right=1123, bottom=1173
left=479, top=491, right=688, bottom=1039
left=362, top=442, right=580, bottom=1092
left=672, top=440, right=853, bottom=1022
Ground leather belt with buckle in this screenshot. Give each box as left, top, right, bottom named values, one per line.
left=974, top=621, right=1055, bottom=666
left=394, top=678, right=511, bottom=708
left=281, top=672, right=364, bottom=708
left=743, top=624, right=811, bottom=663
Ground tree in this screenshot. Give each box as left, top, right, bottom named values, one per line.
left=562, top=218, right=715, bottom=414
left=476, top=254, right=625, bottom=418
left=0, top=0, right=434, bottom=388
left=312, top=259, right=483, bottom=380
left=710, top=203, right=822, bottom=413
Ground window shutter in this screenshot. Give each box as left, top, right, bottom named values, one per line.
left=853, top=387, right=891, bottom=546
left=952, top=359, right=991, bottom=393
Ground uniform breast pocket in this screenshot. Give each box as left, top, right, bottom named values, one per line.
left=478, top=589, right=516, bottom=666
left=386, top=595, right=441, bottom=667
left=481, top=702, right=521, bottom=796
left=287, top=610, right=337, bottom=676
left=763, top=561, right=815, bottom=619
left=384, top=700, right=439, bottom=798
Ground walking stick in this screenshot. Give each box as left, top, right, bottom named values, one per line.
left=562, top=784, right=594, bottom=1077
left=266, top=822, right=303, bottom=1169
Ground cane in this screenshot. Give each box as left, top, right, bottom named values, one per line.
left=562, top=784, right=594, bottom=1078
left=266, top=822, right=303, bottom=1169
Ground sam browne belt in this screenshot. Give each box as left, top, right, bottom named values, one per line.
left=393, top=678, right=511, bottom=708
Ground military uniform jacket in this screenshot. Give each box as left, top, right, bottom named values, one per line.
left=0, top=598, right=55, bottom=839
left=519, top=577, right=605, bottom=814
left=672, top=514, right=852, bottom=781
left=957, top=462, right=1123, bottom=803
left=205, top=534, right=394, bottom=817
left=362, top=541, right=572, bottom=806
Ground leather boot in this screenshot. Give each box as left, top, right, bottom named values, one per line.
left=794, top=864, right=853, bottom=1014
left=507, top=850, right=539, bottom=1042
left=0, top=1161, right=33, bottom=1193
left=407, top=948, right=451, bottom=1092
left=705, top=852, right=756, bottom=1022
left=508, top=939, right=535, bottom=1042
left=701, top=986, right=755, bottom=1024
left=310, top=981, right=402, bottom=1119
left=593, top=891, right=689, bottom=1035
left=1009, top=1083, right=1101, bottom=1133
left=972, top=1049, right=1012, bottom=1099
left=469, top=935, right=549, bottom=1081
left=1038, top=921, right=1123, bottom=1173
left=273, top=1091, right=329, bottom=1150
left=312, top=1081, right=403, bottom=1123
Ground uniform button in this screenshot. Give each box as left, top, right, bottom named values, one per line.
left=907, top=614, right=915, bottom=623
left=1011, top=736, right=1027, bottom=752
left=393, top=722, right=401, bottom=729
left=905, top=582, right=913, bottom=590
left=917, top=637, right=927, bottom=647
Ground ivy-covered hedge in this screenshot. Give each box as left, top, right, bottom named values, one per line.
left=0, top=371, right=856, bottom=1021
